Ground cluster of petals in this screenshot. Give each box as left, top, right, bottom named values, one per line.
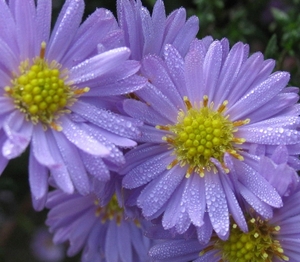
left=121, top=37, right=300, bottom=241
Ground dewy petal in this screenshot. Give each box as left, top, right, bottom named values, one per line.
left=29, top=149, right=48, bottom=210
left=228, top=71, right=290, bottom=121
left=117, top=223, right=132, bottom=262
left=60, top=115, right=110, bottom=157
left=0, top=97, right=15, bottom=116
left=68, top=47, right=131, bottom=85
left=205, top=172, right=229, bottom=239
left=13, top=0, right=36, bottom=59
left=0, top=38, right=19, bottom=73
left=35, top=0, right=51, bottom=46
left=47, top=0, right=84, bottom=62
left=137, top=165, right=185, bottom=218
left=105, top=222, right=119, bottom=262
left=52, top=131, right=89, bottom=195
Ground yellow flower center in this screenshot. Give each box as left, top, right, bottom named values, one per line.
left=157, top=96, right=249, bottom=177
left=5, top=42, right=89, bottom=130
left=201, top=216, right=289, bottom=262
left=94, top=194, right=124, bottom=224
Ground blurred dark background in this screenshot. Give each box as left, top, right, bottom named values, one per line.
left=0, top=0, right=299, bottom=261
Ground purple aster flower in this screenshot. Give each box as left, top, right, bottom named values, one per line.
left=117, top=0, right=199, bottom=60
left=149, top=185, right=300, bottom=262
left=121, top=37, right=300, bottom=242
left=0, top=0, right=145, bottom=210
left=46, top=173, right=153, bottom=262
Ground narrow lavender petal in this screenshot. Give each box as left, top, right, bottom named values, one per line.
left=123, top=151, right=172, bottom=189
left=117, top=223, right=132, bottom=262
left=250, top=59, right=276, bottom=88
left=68, top=47, right=131, bottom=85
left=52, top=131, right=89, bottom=195
left=123, top=99, right=171, bottom=126
left=0, top=97, right=15, bottom=115
left=141, top=54, right=184, bottom=110
left=12, top=0, right=36, bottom=59
left=0, top=1, right=17, bottom=51
left=196, top=213, right=213, bottom=244
left=205, top=172, right=229, bottom=239
left=172, top=15, right=199, bottom=57
left=60, top=115, right=110, bottom=156
left=87, top=74, right=146, bottom=96
left=31, top=124, right=60, bottom=168
left=214, top=42, right=245, bottom=104
left=228, top=72, right=290, bottom=120
left=187, top=174, right=206, bottom=227
left=29, top=149, right=48, bottom=209
left=137, top=166, right=185, bottom=218
left=202, top=41, right=222, bottom=99
left=138, top=125, right=169, bottom=143
left=71, top=100, right=140, bottom=139
left=47, top=0, right=84, bottom=62
left=61, top=8, right=118, bottom=67
left=238, top=182, right=273, bottom=219
left=80, top=152, right=110, bottom=182
left=0, top=38, right=19, bottom=73
left=105, top=222, right=119, bottom=262
left=35, top=0, right=51, bottom=47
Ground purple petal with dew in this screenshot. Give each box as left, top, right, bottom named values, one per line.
left=205, top=172, right=229, bottom=240
left=61, top=8, right=117, bottom=67
left=70, top=100, right=141, bottom=139
left=123, top=151, right=173, bottom=189
left=141, top=53, right=184, bottom=110
left=67, top=209, right=97, bottom=256
left=172, top=15, right=199, bottom=57
left=163, top=44, right=188, bottom=102
left=87, top=74, right=146, bottom=96
left=245, top=92, right=299, bottom=123
left=80, top=151, right=110, bottom=182
left=187, top=174, right=206, bottom=227
left=238, top=126, right=300, bottom=145
left=197, top=213, right=213, bottom=244
left=135, top=82, right=178, bottom=123
left=143, top=0, right=166, bottom=56
left=29, top=149, right=48, bottom=209
left=219, top=173, right=248, bottom=232
left=235, top=157, right=283, bottom=207
left=228, top=71, right=290, bottom=121
left=105, top=221, right=119, bottom=262
left=201, top=36, right=214, bottom=50
left=0, top=97, right=15, bottom=115
left=202, top=40, right=222, bottom=100
left=137, top=165, right=185, bottom=218
left=242, top=115, right=299, bottom=129
left=47, top=131, right=74, bottom=194
left=130, top=223, right=151, bottom=260
left=185, top=39, right=207, bottom=102
left=52, top=131, right=90, bottom=195
left=60, top=115, right=110, bottom=156
left=121, top=144, right=168, bottom=175
left=139, top=125, right=169, bottom=143
left=0, top=70, right=12, bottom=88
left=162, top=179, right=187, bottom=231
left=0, top=1, right=17, bottom=51
left=149, top=239, right=201, bottom=262
left=117, top=222, right=132, bottom=262
left=68, top=47, right=131, bottom=85
left=220, top=38, right=230, bottom=64
left=123, top=99, right=171, bottom=126
left=227, top=52, right=264, bottom=104
left=14, top=0, right=36, bottom=59
left=3, top=112, right=32, bottom=159
left=214, top=42, right=245, bottom=104
left=31, top=124, right=61, bottom=168
left=0, top=38, right=19, bottom=73
left=238, top=182, right=273, bottom=219
left=47, top=0, right=84, bottom=62
left=35, top=0, right=51, bottom=48
left=195, top=250, right=221, bottom=262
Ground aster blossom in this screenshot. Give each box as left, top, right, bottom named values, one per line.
left=0, top=0, right=145, bottom=209
left=46, top=174, right=153, bottom=262
left=149, top=185, right=300, bottom=262
left=121, top=37, right=300, bottom=242
left=117, top=0, right=199, bottom=60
